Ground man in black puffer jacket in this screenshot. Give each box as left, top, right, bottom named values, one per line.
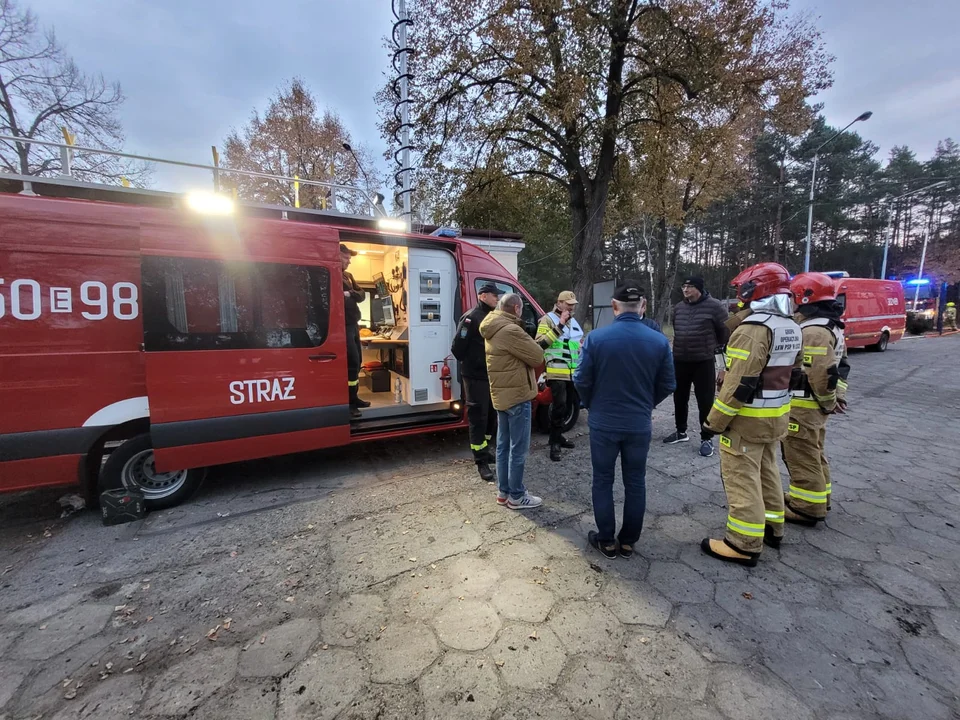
left=664, top=276, right=729, bottom=457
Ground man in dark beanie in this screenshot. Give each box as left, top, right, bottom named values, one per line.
left=664, top=276, right=729, bottom=456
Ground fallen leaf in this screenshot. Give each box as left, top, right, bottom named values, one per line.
left=141, top=584, right=150, bottom=590
left=230, top=551, right=238, bottom=558
left=39, top=624, right=47, bottom=630
left=105, top=662, right=114, bottom=671
left=114, top=605, right=126, bottom=612
left=742, top=592, right=753, bottom=600
left=285, top=596, right=295, bottom=603
left=307, top=524, right=315, bottom=530
left=321, top=644, right=329, bottom=650
left=223, top=618, right=232, bottom=631
left=138, top=653, right=147, bottom=662
left=495, top=660, right=505, bottom=668
left=357, top=557, right=364, bottom=564
left=206, top=626, right=220, bottom=641
left=409, top=557, right=417, bottom=562
left=62, top=679, right=72, bottom=688
left=528, top=631, right=538, bottom=640
left=464, top=520, right=472, bottom=525
left=64, top=689, right=77, bottom=699
left=260, top=635, right=266, bottom=644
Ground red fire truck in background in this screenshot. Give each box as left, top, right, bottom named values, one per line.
left=0, top=182, right=556, bottom=509
left=833, top=276, right=906, bottom=351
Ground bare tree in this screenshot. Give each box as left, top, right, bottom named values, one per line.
left=0, top=0, right=147, bottom=185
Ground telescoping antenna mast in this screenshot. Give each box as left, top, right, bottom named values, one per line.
left=392, top=0, right=413, bottom=230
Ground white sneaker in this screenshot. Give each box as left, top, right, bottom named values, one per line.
left=506, top=493, right=543, bottom=510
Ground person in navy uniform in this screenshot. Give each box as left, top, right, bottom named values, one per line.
left=341, top=243, right=369, bottom=419
left=451, top=283, right=502, bottom=481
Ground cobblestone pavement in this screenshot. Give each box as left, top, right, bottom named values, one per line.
left=2, top=335, right=959, bottom=720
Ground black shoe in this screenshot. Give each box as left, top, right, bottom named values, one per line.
left=663, top=431, right=689, bottom=444
left=588, top=531, right=618, bottom=559
left=350, top=407, right=362, bottom=419
left=763, top=526, right=782, bottom=549
left=477, top=463, right=494, bottom=482
left=354, top=398, right=371, bottom=408
left=549, top=444, right=562, bottom=462
left=559, top=436, right=575, bottom=449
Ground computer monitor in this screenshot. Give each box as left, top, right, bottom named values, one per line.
left=373, top=272, right=389, bottom=298
left=379, top=296, right=396, bottom=327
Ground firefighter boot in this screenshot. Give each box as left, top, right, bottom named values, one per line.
left=348, top=385, right=363, bottom=418
left=559, top=436, right=575, bottom=449
left=549, top=444, right=562, bottom=462
left=783, top=496, right=820, bottom=527
left=477, top=462, right=494, bottom=482
left=700, top=538, right=759, bottom=568
left=763, top=525, right=782, bottom=549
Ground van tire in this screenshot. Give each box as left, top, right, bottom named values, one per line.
left=536, top=388, right=581, bottom=434
left=99, top=434, right=205, bottom=510
left=870, top=332, right=889, bottom=353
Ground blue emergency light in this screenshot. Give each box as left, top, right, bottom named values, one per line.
left=906, top=278, right=930, bottom=286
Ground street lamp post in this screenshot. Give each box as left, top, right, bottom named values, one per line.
left=803, top=111, right=873, bottom=272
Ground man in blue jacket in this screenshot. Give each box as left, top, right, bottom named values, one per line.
left=574, top=281, right=676, bottom=559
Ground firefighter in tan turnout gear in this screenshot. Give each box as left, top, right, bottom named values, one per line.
left=700, top=263, right=803, bottom=567
left=782, top=272, right=850, bottom=524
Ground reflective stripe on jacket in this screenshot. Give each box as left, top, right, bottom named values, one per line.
left=537, top=312, right=583, bottom=379
left=706, top=311, right=803, bottom=443
left=790, top=317, right=847, bottom=421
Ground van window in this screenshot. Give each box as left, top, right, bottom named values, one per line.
left=836, top=293, right=846, bottom=313
left=475, top=278, right=539, bottom=337
left=142, top=257, right=330, bottom=351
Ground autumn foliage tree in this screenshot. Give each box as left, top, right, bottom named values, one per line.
left=392, top=0, right=832, bottom=320
left=0, top=0, right=146, bottom=184
left=223, top=78, right=379, bottom=214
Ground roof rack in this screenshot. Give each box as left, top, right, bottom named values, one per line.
left=0, top=134, right=393, bottom=225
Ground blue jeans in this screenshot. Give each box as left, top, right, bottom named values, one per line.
left=590, top=429, right=651, bottom=545
left=496, top=401, right=532, bottom=499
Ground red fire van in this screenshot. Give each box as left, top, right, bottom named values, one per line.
left=0, top=189, right=551, bottom=509
left=834, top=277, right=906, bottom=351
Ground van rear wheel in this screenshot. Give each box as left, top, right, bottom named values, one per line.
left=870, top=332, right=889, bottom=352
left=99, top=434, right=205, bottom=510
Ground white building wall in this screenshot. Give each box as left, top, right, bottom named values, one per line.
left=461, top=238, right=525, bottom=279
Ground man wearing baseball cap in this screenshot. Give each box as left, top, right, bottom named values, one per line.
left=451, top=282, right=503, bottom=481
left=536, top=290, right=585, bottom=461
left=574, top=281, right=676, bottom=558
left=340, top=243, right=368, bottom=418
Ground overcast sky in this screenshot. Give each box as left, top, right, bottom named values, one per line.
left=23, top=0, right=960, bottom=194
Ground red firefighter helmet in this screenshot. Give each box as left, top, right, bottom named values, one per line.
left=790, top=272, right=837, bottom=306
left=730, top=262, right=791, bottom=303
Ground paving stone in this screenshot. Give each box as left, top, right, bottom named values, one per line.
left=633, top=534, right=684, bottom=562
left=662, top=482, right=715, bottom=507
left=929, top=609, right=960, bottom=648
left=141, top=647, right=240, bottom=716
left=193, top=680, right=278, bottom=720
left=12, top=633, right=113, bottom=716
left=278, top=648, right=366, bottom=720
left=714, top=582, right=794, bottom=634
left=671, top=602, right=760, bottom=663
left=482, top=540, right=550, bottom=578
left=647, top=562, right=715, bottom=604
left=558, top=657, right=622, bottom=720
left=743, top=560, right=824, bottom=605
left=712, top=665, right=813, bottom=720
left=794, top=607, right=898, bottom=665
left=838, top=501, right=908, bottom=527
left=861, top=562, right=949, bottom=607
left=490, top=624, right=567, bottom=690
left=875, top=545, right=960, bottom=585
left=540, top=555, right=605, bottom=600
left=337, top=682, right=423, bottom=720
left=365, top=621, right=440, bottom=684
left=804, top=527, right=881, bottom=562
left=860, top=667, right=954, bottom=720
left=321, top=594, right=387, bottom=647
left=0, top=662, right=29, bottom=710
left=601, top=577, right=672, bottom=627
left=420, top=651, right=501, bottom=720
left=548, top=601, right=623, bottom=656
left=654, top=515, right=712, bottom=544
left=0, top=631, right=16, bottom=659
left=832, top=585, right=925, bottom=636
left=491, top=577, right=556, bottom=623
left=532, top=526, right=588, bottom=559
left=492, top=689, right=576, bottom=719
left=778, top=544, right=857, bottom=585
left=386, top=569, right=458, bottom=621
left=824, top=513, right=897, bottom=545
left=890, top=526, right=958, bottom=561
left=902, top=636, right=960, bottom=696
left=239, top=617, right=319, bottom=677
left=447, top=556, right=501, bottom=598
left=761, top=634, right=877, bottom=714
left=623, top=630, right=708, bottom=701
left=5, top=592, right=86, bottom=626
left=13, top=603, right=113, bottom=661
left=432, top=599, right=501, bottom=650
left=47, top=675, right=146, bottom=720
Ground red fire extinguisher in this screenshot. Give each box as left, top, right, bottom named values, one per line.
left=439, top=357, right=452, bottom=401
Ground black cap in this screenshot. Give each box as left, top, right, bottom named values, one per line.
left=682, top=276, right=705, bottom=293
left=613, top=281, right=645, bottom=302
left=477, top=283, right=503, bottom=296
left=339, top=243, right=357, bottom=256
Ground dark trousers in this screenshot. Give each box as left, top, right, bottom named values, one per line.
left=673, top=359, right=716, bottom=441
left=547, top=379, right=569, bottom=444
left=346, top=323, right=362, bottom=406
left=591, top=429, right=651, bottom=546
left=464, top=377, right=497, bottom=463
